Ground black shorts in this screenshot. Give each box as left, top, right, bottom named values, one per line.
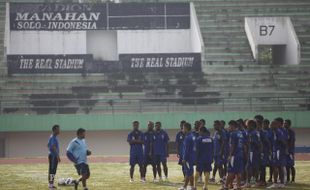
left=48, top=154, right=59, bottom=175
left=75, top=163, right=90, bottom=176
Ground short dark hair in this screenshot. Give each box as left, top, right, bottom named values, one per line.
left=180, top=120, right=186, bottom=124
left=254, top=115, right=264, bottom=122
left=285, top=119, right=291, bottom=126
left=200, top=119, right=206, bottom=125
left=263, top=119, right=270, bottom=126
left=184, top=122, right=191, bottom=131
left=275, top=117, right=284, bottom=124
left=52, top=125, right=59, bottom=132
left=214, top=120, right=221, bottom=125
left=155, top=121, right=161, bottom=126
left=220, top=120, right=226, bottom=125
left=228, top=120, right=238, bottom=128
left=77, top=128, right=86, bottom=135
left=247, top=120, right=257, bottom=129
left=133, top=121, right=139, bottom=124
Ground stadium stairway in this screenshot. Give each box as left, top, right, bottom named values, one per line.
left=0, top=0, right=310, bottom=114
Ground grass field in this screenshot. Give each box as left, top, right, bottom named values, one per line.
left=0, top=161, right=310, bottom=190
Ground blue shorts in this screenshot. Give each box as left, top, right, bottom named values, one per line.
left=247, top=152, right=260, bottom=170
left=272, top=151, right=286, bottom=167
left=75, top=163, right=90, bottom=176
left=153, top=155, right=167, bottom=165
left=130, top=154, right=144, bottom=166
left=260, top=152, right=270, bottom=167
left=286, top=154, right=295, bottom=167
left=196, top=162, right=212, bottom=173
left=144, top=155, right=154, bottom=165
left=183, top=161, right=194, bottom=176
left=214, top=155, right=224, bottom=166
left=48, top=154, right=59, bottom=175
left=227, top=156, right=244, bottom=174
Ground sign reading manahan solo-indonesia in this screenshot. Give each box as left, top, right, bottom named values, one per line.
left=8, top=3, right=201, bottom=74
left=10, top=3, right=190, bottom=30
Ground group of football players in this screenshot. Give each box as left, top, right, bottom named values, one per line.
left=127, top=115, right=296, bottom=190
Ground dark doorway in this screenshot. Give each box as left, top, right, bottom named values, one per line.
left=0, top=138, right=4, bottom=157
left=258, top=45, right=286, bottom=65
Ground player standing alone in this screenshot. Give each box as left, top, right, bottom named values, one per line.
left=127, top=121, right=145, bottom=182
left=47, top=125, right=60, bottom=189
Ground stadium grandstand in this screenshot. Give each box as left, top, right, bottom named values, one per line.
left=0, top=0, right=309, bottom=157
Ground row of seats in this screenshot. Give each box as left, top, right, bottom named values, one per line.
left=0, top=0, right=309, bottom=114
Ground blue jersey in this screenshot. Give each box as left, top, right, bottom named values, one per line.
left=67, top=137, right=88, bottom=164
left=153, top=130, right=169, bottom=156
left=144, top=130, right=154, bottom=156
left=229, top=130, right=245, bottom=158
left=261, top=129, right=271, bottom=154
left=175, top=131, right=185, bottom=156
left=182, top=132, right=196, bottom=163
left=48, top=134, right=59, bottom=157
left=127, top=130, right=144, bottom=156
left=213, top=130, right=224, bottom=156
left=271, top=128, right=285, bottom=154
left=248, top=130, right=260, bottom=153
left=287, top=129, right=295, bottom=154
left=279, top=127, right=289, bottom=152
left=196, top=135, right=213, bottom=163
left=222, top=129, right=230, bottom=157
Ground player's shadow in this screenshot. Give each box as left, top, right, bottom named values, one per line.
left=152, top=181, right=183, bottom=187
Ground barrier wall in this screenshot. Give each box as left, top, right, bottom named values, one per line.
left=1, top=111, right=310, bottom=132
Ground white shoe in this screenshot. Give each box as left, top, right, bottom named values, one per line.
left=140, top=178, right=146, bottom=183
left=178, top=187, right=186, bottom=190
left=129, top=179, right=134, bottom=183
left=153, top=178, right=159, bottom=182
left=267, top=183, right=279, bottom=189
left=278, top=183, right=286, bottom=188
left=198, top=176, right=203, bottom=183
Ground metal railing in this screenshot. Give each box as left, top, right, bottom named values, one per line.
left=0, top=96, right=309, bottom=114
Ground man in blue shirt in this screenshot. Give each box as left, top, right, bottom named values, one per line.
left=211, top=120, right=225, bottom=183
left=267, top=118, right=287, bottom=189
left=195, top=126, right=213, bottom=190
left=284, top=119, right=296, bottom=183
left=143, top=121, right=156, bottom=181
left=178, top=122, right=195, bottom=190
left=127, top=121, right=145, bottom=182
left=47, top=125, right=60, bottom=189
left=219, top=120, right=245, bottom=190
left=175, top=120, right=186, bottom=180
left=67, top=128, right=91, bottom=190
left=153, top=121, right=170, bottom=181
left=257, top=119, right=272, bottom=187
left=243, top=120, right=262, bottom=188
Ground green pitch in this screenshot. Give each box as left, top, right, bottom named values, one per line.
left=0, top=161, right=310, bottom=190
